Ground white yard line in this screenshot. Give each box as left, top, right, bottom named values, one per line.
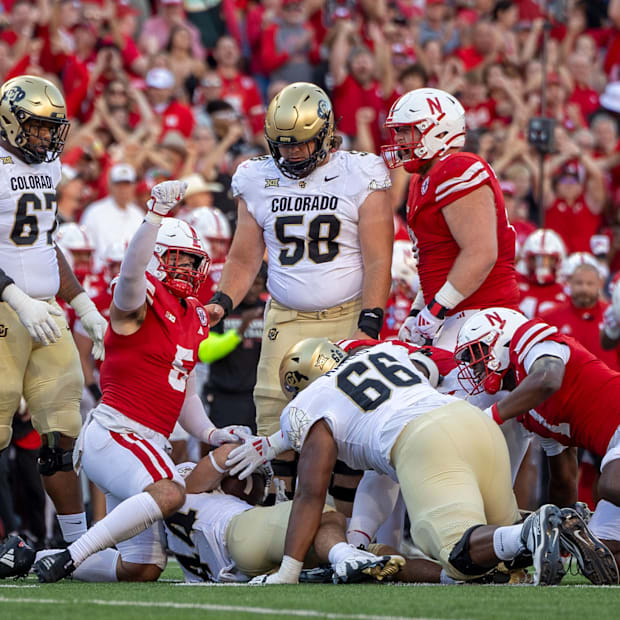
left=0, top=596, right=454, bottom=620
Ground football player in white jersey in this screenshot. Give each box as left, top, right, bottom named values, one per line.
left=0, top=75, right=107, bottom=566
left=229, top=338, right=603, bottom=586
left=204, top=82, right=393, bottom=506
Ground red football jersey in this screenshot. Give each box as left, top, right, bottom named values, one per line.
left=407, top=152, right=519, bottom=315
left=100, top=273, right=209, bottom=437
left=538, top=299, right=620, bottom=372
left=544, top=195, right=602, bottom=254
left=517, top=276, right=567, bottom=319
left=510, top=319, right=620, bottom=456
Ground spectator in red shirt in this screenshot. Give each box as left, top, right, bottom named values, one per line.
left=260, top=0, right=320, bottom=85
left=145, top=67, right=195, bottom=139
left=540, top=261, right=620, bottom=371
left=543, top=129, right=606, bottom=254
left=503, top=180, right=536, bottom=250
left=453, top=20, right=499, bottom=73
left=567, top=52, right=601, bottom=120
left=213, top=35, right=265, bottom=139
left=329, top=19, right=394, bottom=153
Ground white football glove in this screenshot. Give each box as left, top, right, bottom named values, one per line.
left=207, top=425, right=252, bottom=446
left=147, top=180, right=188, bottom=217
left=603, top=305, right=620, bottom=340
left=397, top=315, right=417, bottom=343
left=248, top=556, right=302, bottom=585
left=2, top=284, right=62, bottom=345
left=225, top=430, right=289, bottom=479
left=410, top=304, right=444, bottom=345
left=70, top=292, right=108, bottom=360
left=249, top=572, right=296, bottom=585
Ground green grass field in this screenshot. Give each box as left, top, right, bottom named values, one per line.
left=0, top=562, right=617, bottom=620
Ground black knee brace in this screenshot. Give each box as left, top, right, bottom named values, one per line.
left=448, top=525, right=490, bottom=576
left=329, top=460, right=363, bottom=503
left=38, top=433, right=74, bottom=476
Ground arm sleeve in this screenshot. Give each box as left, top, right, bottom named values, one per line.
left=539, top=435, right=568, bottom=457
left=177, top=370, right=215, bottom=441
left=523, top=342, right=571, bottom=374
left=197, top=330, right=242, bottom=364
left=113, top=220, right=158, bottom=312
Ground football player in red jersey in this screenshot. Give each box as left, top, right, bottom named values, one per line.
left=455, top=308, right=620, bottom=583
left=34, top=181, right=251, bottom=584
left=381, top=88, right=519, bottom=351
left=517, top=229, right=567, bottom=319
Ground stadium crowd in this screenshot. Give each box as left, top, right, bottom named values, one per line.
left=3, top=0, right=620, bottom=588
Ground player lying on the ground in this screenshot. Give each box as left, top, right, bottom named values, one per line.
left=454, top=307, right=620, bottom=583
left=226, top=338, right=610, bottom=585
left=27, top=443, right=404, bottom=584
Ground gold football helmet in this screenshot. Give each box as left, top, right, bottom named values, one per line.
left=279, top=337, right=347, bottom=400
left=265, top=82, right=335, bottom=179
left=0, top=75, right=70, bottom=164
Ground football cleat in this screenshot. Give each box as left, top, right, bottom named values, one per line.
left=520, top=504, right=565, bottom=586
left=332, top=553, right=405, bottom=584
left=33, top=549, right=75, bottom=583
left=299, top=565, right=334, bottom=583
left=559, top=507, right=619, bottom=585
left=0, top=535, right=36, bottom=579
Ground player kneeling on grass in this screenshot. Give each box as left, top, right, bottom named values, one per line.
left=226, top=338, right=608, bottom=586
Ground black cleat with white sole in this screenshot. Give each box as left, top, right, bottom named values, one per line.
left=0, top=535, right=36, bottom=579
left=559, top=507, right=619, bottom=585
left=33, top=549, right=76, bottom=583
left=520, top=504, right=565, bottom=586
left=299, top=565, right=334, bottom=583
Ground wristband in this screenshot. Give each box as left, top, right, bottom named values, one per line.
left=426, top=298, right=448, bottom=320
left=489, top=402, right=504, bottom=425
left=209, top=291, right=234, bottom=319
left=408, top=307, right=420, bottom=318
left=357, top=307, right=384, bottom=339
left=0, top=271, right=15, bottom=299
left=209, top=450, right=229, bottom=474
left=435, top=281, right=465, bottom=310
left=145, top=211, right=163, bottom=226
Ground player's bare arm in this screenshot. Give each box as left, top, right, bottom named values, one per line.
left=353, top=188, right=394, bottom=340
left=185, top=444, right=237, bottom=493
left=442, top=184, right=498, bottom=298
left=205, top=198, right=266, bottom=327
left=55, top=246, right=86, bottom=302
left=547, top=448, right=579, bottom=507
left=283, top=420, right=338, bottom=562
left=494, top=355, right=565, bottom=422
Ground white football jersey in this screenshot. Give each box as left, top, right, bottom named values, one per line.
left=279, top=341, right=457, bottom=480
left=0, top=145, right=61, bottom=299
left=232, top=151, right=392, bottom=310
left=164, top=488, right=252, bottom=583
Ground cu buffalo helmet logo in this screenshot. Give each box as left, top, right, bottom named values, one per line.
left=317, top=99, right=330, bottom=119
left=285, top=369, right=309, bottom=390
left=1, top=85, right=25, bottom=105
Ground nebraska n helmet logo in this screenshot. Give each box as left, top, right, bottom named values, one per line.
left=485, top=311, right=506, bottom=330
left=427, top=97, right=443, bottom=116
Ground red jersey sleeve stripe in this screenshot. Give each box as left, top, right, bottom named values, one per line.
left=513, top=323, right=559, bottom=364
left=435, top=161, right=485, bottom=194
left=435, top=169, right=490, bottom=203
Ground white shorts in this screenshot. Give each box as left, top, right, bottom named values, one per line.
left=81, top=418, right=185, bottom=499
left=601, top=425, right=620, bottom=472
left=589, top=499, right=620, bottom=542
left=105, top=494, right=168, bottom=570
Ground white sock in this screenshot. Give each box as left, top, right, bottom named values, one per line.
left=57, top=513, right=87, bottom=542
left=72, top=549, right=120, bottom=582
left=68, top=492, right=163, bottom=566
left=346, top=529, right=372, bottom=549
left=493, top=524, right=525, bottom=561
left=440, top=569, right=459, bottom=584
left=328, top=542, right=372, bottom=566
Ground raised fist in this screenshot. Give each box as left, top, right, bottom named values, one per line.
left=147, top=180, right=188, bottom=217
